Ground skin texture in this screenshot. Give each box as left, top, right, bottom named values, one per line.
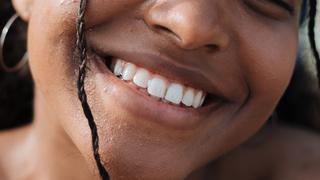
left=2, top=0, right=320, bottom=179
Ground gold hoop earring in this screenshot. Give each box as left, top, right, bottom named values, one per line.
left=0, top=14, right=28, bottom=73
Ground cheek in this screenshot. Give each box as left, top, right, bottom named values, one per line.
left=81, top=0, right=146, bottom=28
left=27, top=0, right=145, bottom=89
left=252, top=42, right=296, bottom=98
left=240, top=29, right=298, bottom=106
left=26, top=0, right=150, bottom=173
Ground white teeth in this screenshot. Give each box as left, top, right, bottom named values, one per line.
left=182, top=88, right=195, bottom=107
left=133, top=68, right=151, bottom=88
left=165, top=83, right=183, bottom=104
left=112, top=59, right=207, bottom=108
left=113, top=59, right=124, bottom=76
left=199, top=94, right=206, bottom=107
left=192, top=90, right=204, bottom=108
left=147, top=76, right=167, bottom=98
left=122, top=63, right=137, bottom=81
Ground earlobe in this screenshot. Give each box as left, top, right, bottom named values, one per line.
left=12, top=0, right=34, bottom=21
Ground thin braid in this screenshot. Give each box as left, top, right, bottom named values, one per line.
left=308, top=0, right=320, bottom=87
left=76, top=0, right=110, bottom=179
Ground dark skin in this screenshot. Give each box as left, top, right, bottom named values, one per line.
left=0, top=0, right=320, bottom=179
left=207, top=125, right=320, bottom=180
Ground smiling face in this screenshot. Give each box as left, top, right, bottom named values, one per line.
left=13, top=0, right=301, bottom=179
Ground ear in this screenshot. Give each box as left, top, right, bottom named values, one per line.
left=12, top=0, right=34, bottom=21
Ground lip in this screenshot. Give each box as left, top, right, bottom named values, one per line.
left=90, top=45, right=229, bottom=102
left=89, top=54, right=224, bottom=130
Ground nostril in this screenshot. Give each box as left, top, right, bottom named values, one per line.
left=153, top=25, right=174, bottom=34
left=152, top=24, right=183, bottom=42
left=205, top=44, right=219, bottom=52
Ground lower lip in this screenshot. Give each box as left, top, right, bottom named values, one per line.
left=90, top=55, right=223, bottom=130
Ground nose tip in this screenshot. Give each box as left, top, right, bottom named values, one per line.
left=144, top=1, right=230, bottom=51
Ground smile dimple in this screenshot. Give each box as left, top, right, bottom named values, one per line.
left=111, top=58, right=206, bottom=109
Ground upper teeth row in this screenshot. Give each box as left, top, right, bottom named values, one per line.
left=113, top=59, right=206, bottom=108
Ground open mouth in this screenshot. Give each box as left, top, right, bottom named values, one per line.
left=88, top=47, right=227, bottom=129
left=97, top=53, right=221, bottom=110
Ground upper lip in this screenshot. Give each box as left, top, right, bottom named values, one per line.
left=89, top=43, right=228, bottom=102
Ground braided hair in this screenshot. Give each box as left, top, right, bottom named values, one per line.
left=309, top=0, right=320, bottom=87
left=75, top=0, right=320, bottom=180
left=76, top=0, right=109, bottom=179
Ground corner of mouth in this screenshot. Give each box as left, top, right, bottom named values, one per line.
left=89, top=48, right=226, bottom=112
